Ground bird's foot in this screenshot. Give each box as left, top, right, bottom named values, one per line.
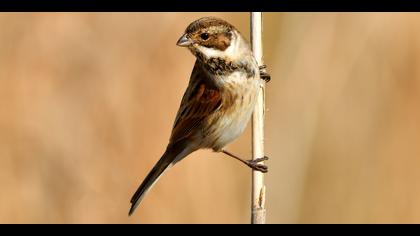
left=246, top=156, right=269, bottom=173
left=259, top=65, right=271, bottom=83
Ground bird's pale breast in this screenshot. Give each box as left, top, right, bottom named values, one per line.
left=201, top=72, right=261, bottom=151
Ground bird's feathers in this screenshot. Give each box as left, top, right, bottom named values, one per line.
left=129, top=140, right=192, bottom=216
left=184, top=17, right=234, bottom=35
left=170, top=61, right=222, bottom=144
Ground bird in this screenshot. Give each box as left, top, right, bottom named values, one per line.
left=129, top=16, right=270, bottom=216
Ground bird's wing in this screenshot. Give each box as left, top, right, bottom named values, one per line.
left=130, top=62, right=220, bottom=216
left=169, top=60, right=222, bottom=144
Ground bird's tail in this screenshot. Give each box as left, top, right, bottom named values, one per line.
left=128, top=142, right=190, bottom=216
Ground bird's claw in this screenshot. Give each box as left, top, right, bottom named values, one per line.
left=247, top=162, right=268, bottom=173
left=246, top=156, right=269, bottom=173
left=247, top=156, right=269, bottom=164
left=259, top=65, right=271, bottom=83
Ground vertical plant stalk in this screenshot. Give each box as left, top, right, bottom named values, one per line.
left=250, top=12, right=266, bottom=224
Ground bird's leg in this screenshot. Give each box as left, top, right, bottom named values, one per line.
left=221, top=150, right=268, bottom=173
left=259, top=65, right=271, bottom=83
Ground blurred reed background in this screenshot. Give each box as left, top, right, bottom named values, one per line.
left=0, top=12, right=420, bottom=223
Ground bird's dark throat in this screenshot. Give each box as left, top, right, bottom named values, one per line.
left=193, top=52, right=256, bottom=78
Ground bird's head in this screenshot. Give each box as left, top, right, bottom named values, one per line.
left=176, top=17, right=250, bottom=63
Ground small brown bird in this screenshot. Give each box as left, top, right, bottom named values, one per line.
left=129, top=17, right=270, bottom=216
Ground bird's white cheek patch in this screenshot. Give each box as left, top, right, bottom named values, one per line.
left=197, top=45, right=227, bottom=59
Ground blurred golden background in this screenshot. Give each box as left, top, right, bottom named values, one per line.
left=1, top=12, right=420, bottom=223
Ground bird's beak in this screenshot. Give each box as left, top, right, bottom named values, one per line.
left=176, top=34, right=192, bottom=47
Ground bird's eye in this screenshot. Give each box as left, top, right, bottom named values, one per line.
left=200, top=33, right=209, bottom=40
